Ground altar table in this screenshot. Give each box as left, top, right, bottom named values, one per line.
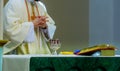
left=2, top=55, right=120, bottom=71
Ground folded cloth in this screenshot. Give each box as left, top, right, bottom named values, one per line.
left=74, top=44, right=116, bottom=56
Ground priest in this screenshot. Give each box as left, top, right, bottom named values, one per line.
left=3, top=0, right=56, bottom=54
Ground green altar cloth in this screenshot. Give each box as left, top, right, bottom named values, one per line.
left=30, top=57, right=120, bottom=71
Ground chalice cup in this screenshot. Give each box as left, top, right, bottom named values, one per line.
left=50, top=39, right=61, bottom=55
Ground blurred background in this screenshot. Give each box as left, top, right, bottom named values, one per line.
left=4, top=0, right=120, bottom=54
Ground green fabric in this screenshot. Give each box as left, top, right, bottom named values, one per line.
left=30, top=57, right=120, bottom=71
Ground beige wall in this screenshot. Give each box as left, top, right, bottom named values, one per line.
left=43, top=0, right=89, bottom=52
left=4, top=0, right=89, bottom=52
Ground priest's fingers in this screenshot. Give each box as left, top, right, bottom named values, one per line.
left=37, top=22, right=47, bottom=28
left=38, top=16, right=48, bottom=20
left=32, top=18, right=41, bottom=27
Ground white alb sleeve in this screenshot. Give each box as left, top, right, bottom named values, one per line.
left=47, top=23, right=56, bottom=39
left=24, top=22, right=35, bottom=42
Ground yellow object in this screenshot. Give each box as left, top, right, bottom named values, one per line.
left=101, top=50, right=115, bottom=56
left=77, top=44, right=116, bottom=55
left=60, top=51, right=73, bottom=55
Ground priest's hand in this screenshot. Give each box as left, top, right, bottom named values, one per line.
left=32, top=16, right=48, bottom=28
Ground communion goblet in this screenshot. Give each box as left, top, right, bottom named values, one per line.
left=50, top=39, right=61, bottom=55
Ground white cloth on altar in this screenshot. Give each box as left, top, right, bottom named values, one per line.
left=3, top=55, right=31, bottom=71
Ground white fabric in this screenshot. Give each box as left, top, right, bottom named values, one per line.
left=3, top=55, right=31, bottom=71
left=3, top=0, right=32, bottom=54
left=38, top=1, right=47, bottom=12
left=3, top=0, right=56, bottom=54
left=47, top=23, right=56, bottom=39
left=24, top=22, right=35, bottom=42
left=28, top=0, right=34, bottom=2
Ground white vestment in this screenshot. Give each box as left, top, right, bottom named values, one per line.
left=3, top=0, right=56, bottom=54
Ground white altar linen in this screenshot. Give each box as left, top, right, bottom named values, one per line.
left=3, top=55, right=31, bottom=71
